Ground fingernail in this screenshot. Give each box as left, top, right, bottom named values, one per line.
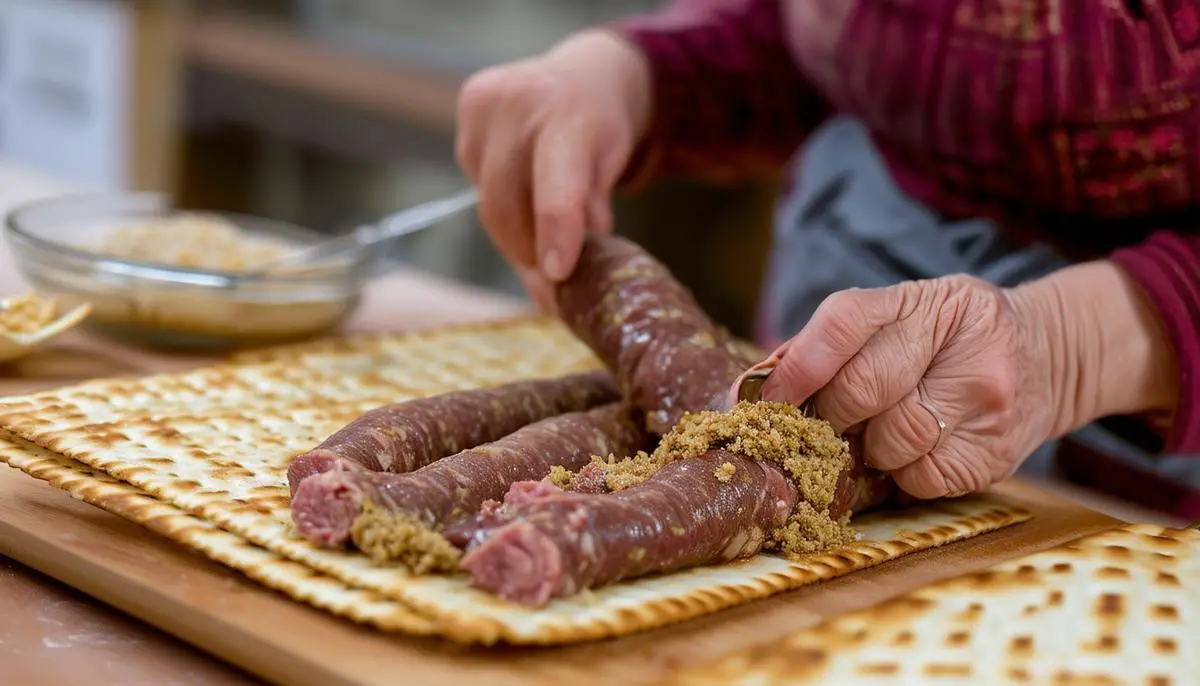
left=759, top=373, right=787, bottom=403
left=541, top=247, right=565, bottom=281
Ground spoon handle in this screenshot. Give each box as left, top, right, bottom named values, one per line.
left=247, top=187, right=479, bottom=275
left=362, top=187, right=479, bottom=245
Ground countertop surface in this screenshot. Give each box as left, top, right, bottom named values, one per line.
left=0, top=162, right=523, bottom=685
left=0, top=162, right=1184, bottom=685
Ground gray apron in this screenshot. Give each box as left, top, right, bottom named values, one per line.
left=762, top=116, right=1200, bottom=484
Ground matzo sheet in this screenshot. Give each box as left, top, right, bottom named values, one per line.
left=0, top=438, right=436, bottom=634
left=0, top=317, right=1032, bottom=645
left=668, top=523, right=1200, bottom=685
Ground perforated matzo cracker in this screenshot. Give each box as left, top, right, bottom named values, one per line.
left=0, top=316, right=1032, bottom=645
left=667, top=522, right=1200, bottom=685
left=0, top=438, right=436, bottom=633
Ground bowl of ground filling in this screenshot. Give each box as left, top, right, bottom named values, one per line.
left=5, top=192, right=384, bottom=349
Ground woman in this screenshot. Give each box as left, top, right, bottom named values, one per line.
left=453, top=0, right=1199, bottom=513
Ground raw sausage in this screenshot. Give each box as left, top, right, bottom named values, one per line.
left=554, top=234, right=750, bottom=434
left=286, top=371, right=620, bottom=494
left=456, top=450, right=798, bottom=606
left=290, top=402, right=651, bottom=548
left=453, top=440, right=896, bottom=606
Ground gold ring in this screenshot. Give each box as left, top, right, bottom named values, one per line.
left=916, top=383, right=947, bottom=452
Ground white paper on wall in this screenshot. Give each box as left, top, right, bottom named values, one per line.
left=0, top=0, right=131, bottom=191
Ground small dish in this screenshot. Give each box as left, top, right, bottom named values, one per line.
left=4, top=192, right=393, bottom=350
left=0, top=294, right=92, bottom=363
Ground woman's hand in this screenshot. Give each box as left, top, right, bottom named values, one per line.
left=758, top=262, right=1179, bottom=499
left=455, top=31, right=652, bottom=310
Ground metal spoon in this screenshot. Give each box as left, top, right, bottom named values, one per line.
left=237, top=187, right=480, bottom=278
left=713, top=353, right=816, bottom=416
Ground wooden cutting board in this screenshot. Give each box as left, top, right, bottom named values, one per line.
left=0, top=219, right=1130, bottom=685
left=0, top=463, right=1121, bottom=686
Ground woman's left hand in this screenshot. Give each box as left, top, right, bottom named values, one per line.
left=757, top=265, right=1177, bottom=500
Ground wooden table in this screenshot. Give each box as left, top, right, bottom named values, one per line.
left=0, top=164, right=1184, bottom=685
left=0, top=163, right=517, bottom=684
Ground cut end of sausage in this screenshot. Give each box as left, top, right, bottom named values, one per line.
left=441, top=513, right=495, bottom=550
left=286, top=450, right=339, bottom=496
left=503, top=480, right=564, bottom=506
left=460, top=520, right=565, bottom=607
left=442, top=481, right=566, bottom=549
left=290, top=470, right=365, bottom=548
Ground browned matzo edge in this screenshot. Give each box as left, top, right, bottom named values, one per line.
left=228, top=313, right=765, bottom=368
left=665, top=522, right=1200, bottom=686
left=228, top=313, right=561, bottom=365
left=0, top=317, right=1031, bottom=645
left=2, top=430, right=1031, bottom=646
left=0, top=437, right=438, bottom=634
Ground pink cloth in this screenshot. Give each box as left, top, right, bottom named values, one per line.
left=610, top=0, right=1200, bottom=454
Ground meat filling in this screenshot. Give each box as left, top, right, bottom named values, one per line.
left=456, top=450, right=798, bottom=606
left=290, top=402, right=651, bottom=552
left=453, top=403, right=900, bottom=605
left=285, top=371, right=620, bottom=494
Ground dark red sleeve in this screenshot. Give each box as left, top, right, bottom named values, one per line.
left=1110, top=231, right=1200, bottom=453
left=606, top=0, right=830, bottom=186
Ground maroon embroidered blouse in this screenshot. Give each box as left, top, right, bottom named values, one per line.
left=610, top=0, right=1200, bottom=455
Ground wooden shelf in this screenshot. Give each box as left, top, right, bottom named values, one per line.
left=181, top=13, right=463, bottom=134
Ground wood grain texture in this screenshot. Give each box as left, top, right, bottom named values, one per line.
left=0, top=555, right=259, bottom=686
left=0, top=314, right=1041, bottom=645
left=129, top=0, right=185, bottom=192
left=0, top=462, right=1121, bottom=686
left=669, top=523, right=1200, bottom=685
left=0, top=163, right=1143, bottom=682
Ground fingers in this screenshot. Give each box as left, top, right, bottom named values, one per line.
left=532, top=124, right=593, bottom=282
left=517, top=268, right=558, bottom=314
left=470, top=77, right=537, bottom=269
left=458, top=62, right=620, bottom=286
left=762, top=284, right=917, bottom=408
left=760, top=339, right=793, bottom=366
left=478, top=145, right=536, bottom=268
left=531, top=114, right=629, bottom=281
left=889, top=435, right=990, bottom=500
left=889, top=454, right=953, bottom=500
left=454, top=70, right=489, bottom=182
left=587, top=193, right=613, bottom=236
left=860, top=384, right=951, bottom=471
left=457, top=68, right=536, bottom=268
left=809, top=315, right=934, bottom=433
left=587, top=131, right=627, bottom=236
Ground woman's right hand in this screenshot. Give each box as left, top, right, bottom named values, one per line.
left=455, top=30, right=652, bottom=309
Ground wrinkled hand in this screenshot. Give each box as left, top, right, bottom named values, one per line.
left=455, top=31, right=651, bottom=310
left=759, top=275, right=1059, bottom=500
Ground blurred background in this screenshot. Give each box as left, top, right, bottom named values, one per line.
left=0, top=0, right=1187, bottom=529
left=0, top=0, right=781, bottom=338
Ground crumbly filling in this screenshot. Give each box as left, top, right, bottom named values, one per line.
left=0, top=294, right=57, bottom=334
left=588, top=450, right=670, bottom=492
left=99, top=214, right=290, bottom=272
left=656, top=402, right=848, bottom=499
left=350, top=502, right=461, bottom=573
left=352, top=403, right=858, bottom=574
left=771, top=501, right=857, bottom=556
left=544, top=464, right=574, bottom=489
left=714, top=462, right=737, bottom=483
left=554, top=401, right=857, bottom=555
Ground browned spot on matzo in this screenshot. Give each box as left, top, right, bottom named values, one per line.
left=0, top=317, right=1028, bottom=645
left=665, top=523, right=1200, bottom=686
left=0, top=438, right=437, bottom=634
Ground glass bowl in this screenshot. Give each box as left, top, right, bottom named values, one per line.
left=4, top=192, right=386, bottom=350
